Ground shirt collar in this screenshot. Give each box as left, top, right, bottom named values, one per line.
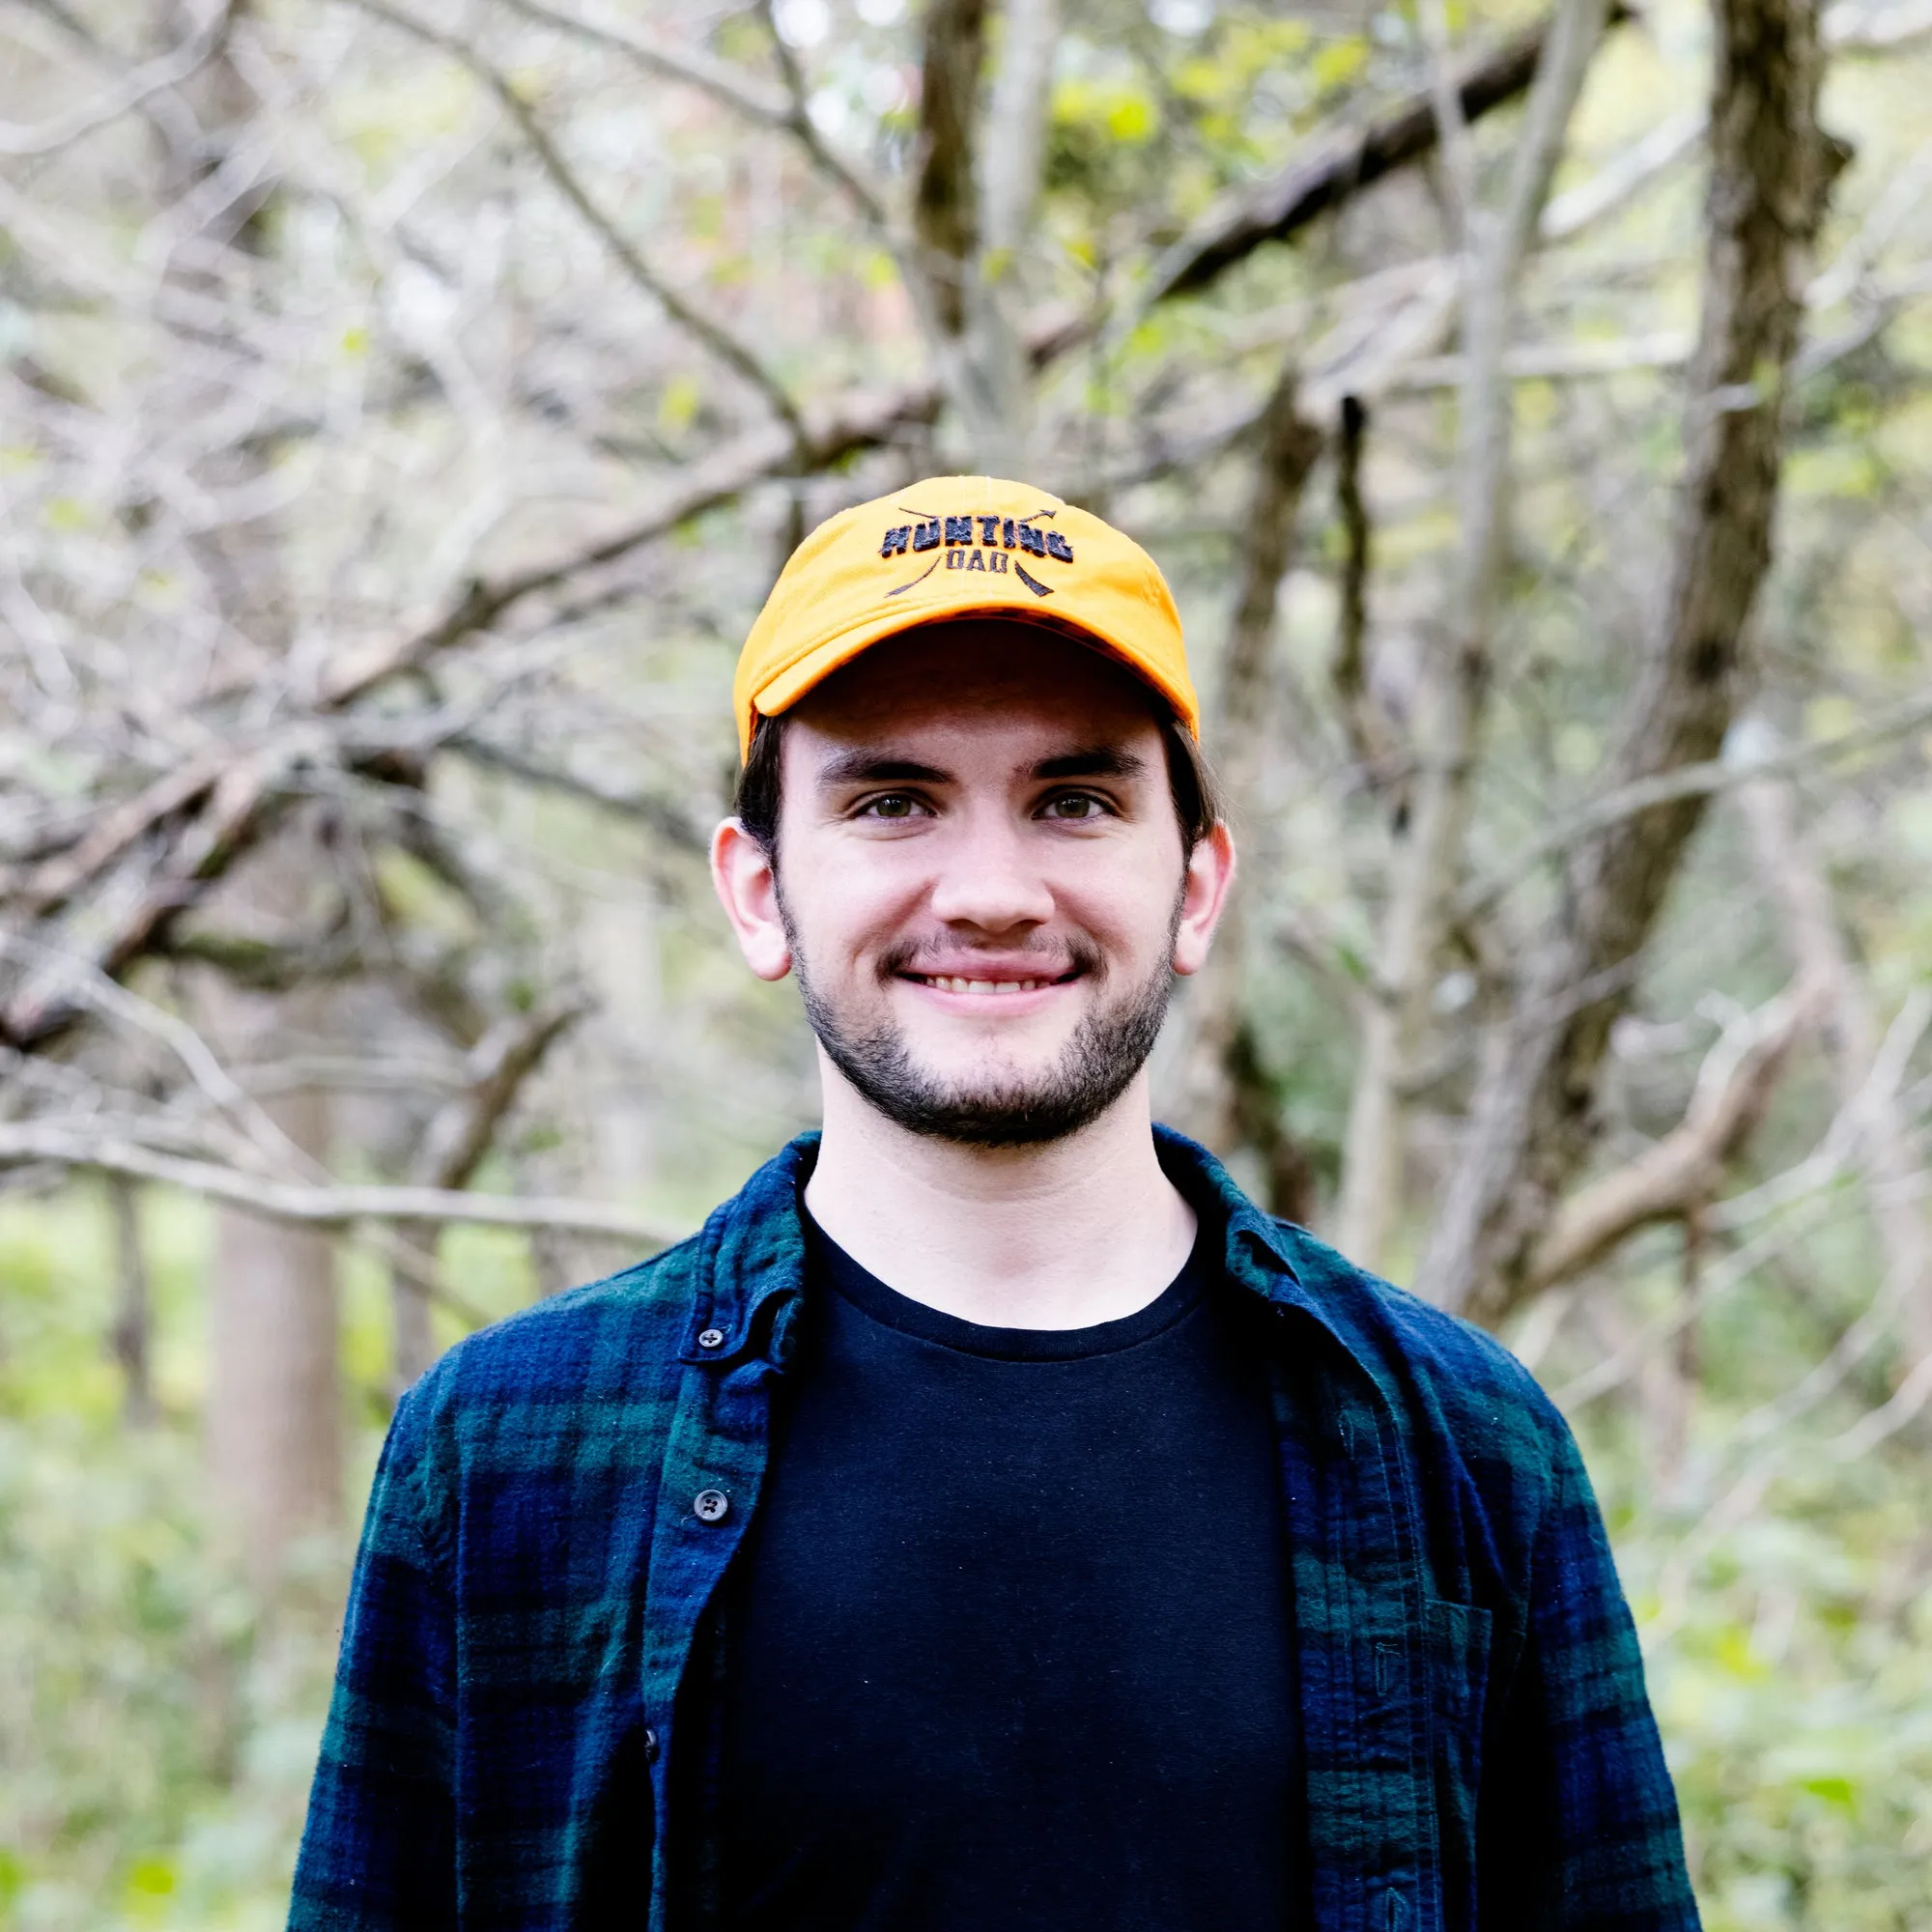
left=692, top=1123, right=1373, bottom=1378
left=1150, top=1122, right=1305, bottom=1295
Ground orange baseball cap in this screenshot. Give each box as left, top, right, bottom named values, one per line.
left=731, top=475, right=1198, bottom=759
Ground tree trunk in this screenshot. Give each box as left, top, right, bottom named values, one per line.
left=389, top=1221, right=439, bottom=1392
left=1335, top=0, right=1611, bottom=1272
left=1176, top=366, right=1322, bottom=1211
left=1419, top=0, right=1840, bottom=1321
left=1739, top=760, right=1932, bottom=1377
left=963, top=0, right=1059, bottom=475
left=108, top=1175, right=158, bottom=1428
left=913, top=0, right=987, bottom=338
left=207, top=1072, right=343, bottom=1580
left=199, top=824, right=345, bottom=1584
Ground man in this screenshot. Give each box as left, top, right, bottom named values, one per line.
left=290, top=478, right=1699, bottom=1931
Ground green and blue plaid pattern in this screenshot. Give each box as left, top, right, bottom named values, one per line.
left=289, top=1129, right=1698, bottom=1930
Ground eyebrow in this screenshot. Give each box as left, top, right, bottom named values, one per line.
left=1030, top=745, right=1149, bottom=782
left=811, top=743, right=1151, bottom=789
left=813, top=751, right=953, bottom=788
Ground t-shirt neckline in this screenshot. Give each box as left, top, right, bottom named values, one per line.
left=803, top=1212, right=1208, bottom=1362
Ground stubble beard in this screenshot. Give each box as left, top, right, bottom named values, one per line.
left=781, top=889, right=1183, bottom=1149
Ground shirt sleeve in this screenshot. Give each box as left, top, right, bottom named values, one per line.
left=289, top=1387, right=458, bottom=1931
left=1480, top=1415, right=1701, bottom=1930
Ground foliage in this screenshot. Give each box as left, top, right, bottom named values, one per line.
left=3, top=0, right=1932, bottom=1924
left=0, top=1195, right=353, bottom=1932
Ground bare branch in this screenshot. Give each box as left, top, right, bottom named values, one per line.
left=1417, top=0, right=1478, bottom=240
left=1336, top=0, right=1610, bottom=1269
left=411, top=1002, right=585, bottom=1192
left=1138, top=5, right=1634, bottom=314
left=499, top=0, right=793, bottom=129
left=445, top=735, right=711, bottom=853
left=1421, top=0, right=1842, bottom=1319
left=6, top=751, right=228, bottom=922
left=1525, top=975, right=1828, bottom=1293
left=320, top=383, right=939, bottom=709
left=751, top=0, right=895, bottom=230
left=0, top=0, right=231, bottom=157
left=1541, top=106, right=1706, bottom=240
left=0, top=1118, right=686, bottom=1246
left=351, top=0, right=808, bottom=451
left=1739, top=736, right=1932, bottom=1400
left=1456, top=687, right=1932, bottom=928
left=1826, top=0, right=1932, bottom=45
left=0, top=931, right=323, bottom=1179
left=387, top=998, right=585, bottom=1380
left=1328, top=395, right=1398, bottom=781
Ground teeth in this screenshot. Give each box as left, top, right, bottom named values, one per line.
left=922, top=975, right=1050, bottom=994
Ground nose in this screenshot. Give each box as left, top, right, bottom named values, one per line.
left=925, top=807, right=1056, bottom=935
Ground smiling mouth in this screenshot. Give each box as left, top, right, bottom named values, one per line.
left=902, top=971, right=1079, bottom=995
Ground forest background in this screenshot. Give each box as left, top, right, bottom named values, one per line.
left=3, top=0, right=1931, bottom=1922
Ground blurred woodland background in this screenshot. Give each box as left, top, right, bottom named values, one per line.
left=3, top=0, right=1932, bottom=1921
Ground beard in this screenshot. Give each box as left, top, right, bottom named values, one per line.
left=782, top=899, right=1182, bottom=1149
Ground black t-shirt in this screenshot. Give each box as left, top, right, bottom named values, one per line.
left=718, top=1214, right=1300, bottom=1931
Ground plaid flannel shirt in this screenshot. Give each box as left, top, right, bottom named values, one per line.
left=289, top=1128, right=1699, bottom=1932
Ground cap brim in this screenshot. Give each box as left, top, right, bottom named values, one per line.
left=747, top=605, right=1200, bottom=753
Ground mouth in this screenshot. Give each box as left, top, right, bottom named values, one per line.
left=898, top=969, right=1081, bottom=997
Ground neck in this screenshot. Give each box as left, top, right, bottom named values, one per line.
left=802, top=1058, right=1198, bottom=1329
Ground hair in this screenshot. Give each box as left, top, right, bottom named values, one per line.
left=734, top=707, right=1224, bottom=859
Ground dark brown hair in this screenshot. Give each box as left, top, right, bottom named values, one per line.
left=733, top=707, right=1224, bottom=859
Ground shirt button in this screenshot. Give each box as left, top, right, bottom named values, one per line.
left=693, top=1488, right=730, bottom=1523
left=696, top=1327, right=725, bottom=1350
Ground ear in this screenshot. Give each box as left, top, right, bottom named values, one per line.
left=1170, top=821, right=1236, bottom=978
left=711, top=818, right=793, bottom=981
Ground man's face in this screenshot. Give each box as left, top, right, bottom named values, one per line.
left=712, top=622, right=1233, bottom=1146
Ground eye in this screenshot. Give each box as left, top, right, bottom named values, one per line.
left=1039, top=790, right=1112, bottom=821
left=856, top=792, right=931, bottom=820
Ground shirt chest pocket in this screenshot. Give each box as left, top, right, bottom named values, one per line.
left=1426, top=1599, right=1492, bottom=1909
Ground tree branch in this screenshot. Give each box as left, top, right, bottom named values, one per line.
left=387, top=998, right=586, bottom=1380
left=353, top=0, right=807, bottom=452
left=499, top=0, right=794, bottom=131
left=1139, top=4, right=1633, bottom=313
left=1328, top=394, right=1398, bottom=781
left=1456, top=686, right=1932, bottom=927
left=1524, top=975, right=1828, bottom=1292
left=3, top=7, right=1644, bottom=1060
left=0, top=0, right=231, bottom=157
left=6, top=750, right=228, bottom=921
left=319, top=383, right=939, bottom=709
left=1336, top=0, right=1610, bottom=1269
left=0, top=1119, right=685, bottom=1246
left=1420, top=0, right=1842, bottom=1320
left=1738, top=742, right=1932, bottom=1378
left=751, top=0, right=895, bottom=231
left=1177, top=364, right=1322, bottom=1201
left=410, top=1002, right=584, bottom=1192
left=445, top=734, right=711, bottom=853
